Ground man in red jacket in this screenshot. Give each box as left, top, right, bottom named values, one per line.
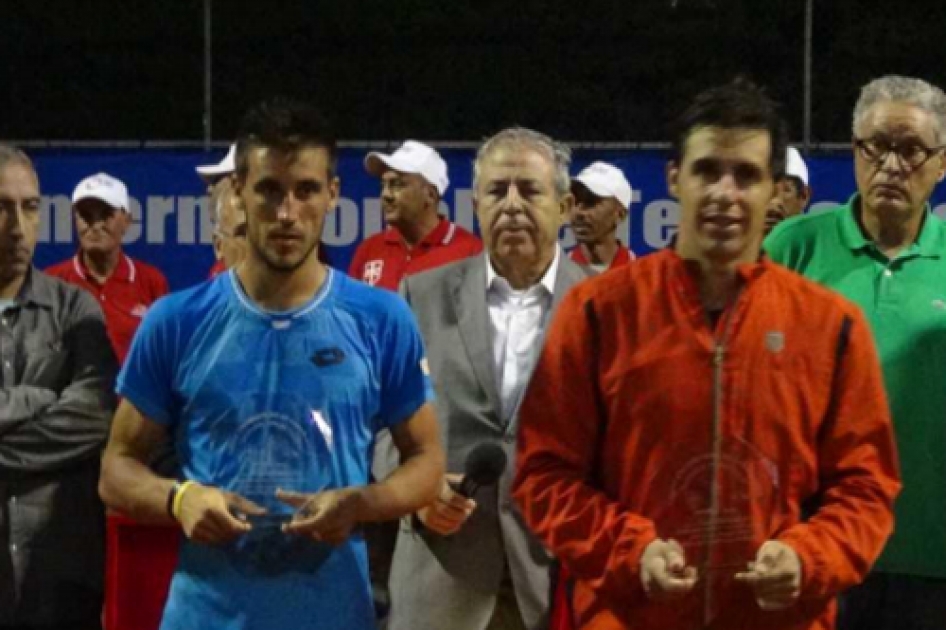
left=47, top=172, right=168, bottom=363
left=512, top=79, right=900, bottom=630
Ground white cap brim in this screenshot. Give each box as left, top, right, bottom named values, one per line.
left=196, top=144, right=236, bottom=178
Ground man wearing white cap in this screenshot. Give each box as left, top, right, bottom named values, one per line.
left=568, top=161, right=636, bottom=273
left=763, top=146, right=812, bottom=234
left=47, top=172, right=168, bottom=363
left=196, top=145, right=245, bottom=278
left=349, top=140, right=481, bottom=291
left=195, top=143, right=236, bottom=195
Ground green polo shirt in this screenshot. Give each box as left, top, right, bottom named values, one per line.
left=765, top=194, right=946, bottom=578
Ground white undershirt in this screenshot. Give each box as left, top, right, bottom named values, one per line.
left=486, top=247, right=561, bottom=421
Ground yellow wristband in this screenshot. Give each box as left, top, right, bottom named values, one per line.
left=172, top=480, right=198, bottom=521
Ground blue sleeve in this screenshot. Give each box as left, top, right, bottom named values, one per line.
left=116, top=296, right=180, bottom=426
left=377, top=294, right=435, bottom=430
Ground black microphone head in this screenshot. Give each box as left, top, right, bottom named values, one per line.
left=463, top=443, right=507, bottom=489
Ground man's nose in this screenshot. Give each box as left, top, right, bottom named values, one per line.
left=712, top=172, right=740, bottom=203
left=276, top=192, right=302, bottom=222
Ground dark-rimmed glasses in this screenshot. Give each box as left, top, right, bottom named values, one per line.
left=854, top=137, right=946, bottom=171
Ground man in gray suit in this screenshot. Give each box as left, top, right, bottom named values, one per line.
left=382, top=127, right=588, bottom=630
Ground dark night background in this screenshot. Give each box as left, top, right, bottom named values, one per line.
left=3, top=1, right=945, bottom=147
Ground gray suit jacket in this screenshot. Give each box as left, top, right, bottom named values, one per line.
left=382, top=254, right=588, bottom=630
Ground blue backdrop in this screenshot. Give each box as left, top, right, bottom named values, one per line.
left=28, top=148, right=946, bottom=291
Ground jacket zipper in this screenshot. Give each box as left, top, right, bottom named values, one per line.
left=702, top=295, right=741, bottom=626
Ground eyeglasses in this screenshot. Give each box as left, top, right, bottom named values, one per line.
left=854, top=137, right=946, bottom=171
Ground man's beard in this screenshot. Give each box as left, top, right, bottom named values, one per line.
left=253, top=238, right=318, bottom=275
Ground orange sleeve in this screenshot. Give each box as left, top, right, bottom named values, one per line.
left=512, top=287, right=657, bottom=607
left=777, top=306, right=901, bottom=599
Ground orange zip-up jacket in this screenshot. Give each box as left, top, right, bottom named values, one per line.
left=512, top=249, right=900, bottom=630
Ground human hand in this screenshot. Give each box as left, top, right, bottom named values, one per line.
left=277, top=487, right=365, bottom=546
left=734, top=540, right=802, bottom=610
left=640, top=538, right=698, bottom=600
left=416, top=474, right=476, bottom=536
left=177, top=483, right=264, bottom=544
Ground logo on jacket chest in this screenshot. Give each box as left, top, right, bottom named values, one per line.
left=764, top=331, right=785, bottom=353
left=363, top=260, right=384, bottom=286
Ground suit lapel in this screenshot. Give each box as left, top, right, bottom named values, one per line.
left=550, top=256, right=583, bottom=313
left=450, top=260, right=503, bottom=418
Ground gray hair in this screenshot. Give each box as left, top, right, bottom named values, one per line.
left=473, top=127, right=571, bottom=197
left=0, top=144, right=34, bottom=176
left=853, top=75, right=946, bottom=143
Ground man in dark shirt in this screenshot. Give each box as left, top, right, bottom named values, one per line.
left=0, top=144, right=117, bottom=630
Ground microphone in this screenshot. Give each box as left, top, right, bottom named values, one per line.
left=452, top=443, right=508, bottom=497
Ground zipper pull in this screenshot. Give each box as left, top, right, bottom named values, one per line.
left=713, top=344, right=725, bottom=366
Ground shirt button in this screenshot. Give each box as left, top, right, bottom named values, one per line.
left=3, top=360, right=10, bottom=369
left=883, top=269, right=893, bottom=277
left=9, top=544, right=16, bottom=553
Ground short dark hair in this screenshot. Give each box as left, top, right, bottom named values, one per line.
left=671, top=78, right=788, bottom=177
left=235, top=97, right=338, bottom=179
left=776, top=174, right=806, bottom=195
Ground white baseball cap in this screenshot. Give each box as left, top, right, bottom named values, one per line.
left=365, top=140, right=449, bottom=195
left=573, top=162, right=633, bottom=210
left=196, top=143, right=236, bottom=179
left=72, top=172, right=130, bottom=213
left=785, top=147, right=809, bottom=186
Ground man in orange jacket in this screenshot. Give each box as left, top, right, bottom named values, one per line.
left=512, top=79, right=901, bottom=630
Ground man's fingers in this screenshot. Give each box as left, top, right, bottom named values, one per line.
left=191, top=516, right=242, bottom=544
left=437, top=495, right=475, bottom=516
left=275, top=488, right=309, bottom=509
left=665, top=548, right=686, bottom=573
left=425, top=508, right=470, bottom=535
left=443, top=473, right=464, bottom=485
left=207, top=504, right=252, bottom=535
left=756, top=593, right=800, bottom=611
left=652, top=567, right=698, bottom=595
left=226, top=492, right=267, bottom=516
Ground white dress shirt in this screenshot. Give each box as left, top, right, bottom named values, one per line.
left=486, top=247, right=561, bottom=422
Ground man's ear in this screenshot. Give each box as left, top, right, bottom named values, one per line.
left=801, top=185, right=813, bottom=207
left=116, top=210, right=133, bottom=237
left=559, top=191, right=575, bottom=223
left=426, top=184, right=439, bottom=208
left=329, top=175, right=341, bottom=209
left=666, top=161, right=681, bottom=199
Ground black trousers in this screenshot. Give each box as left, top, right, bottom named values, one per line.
left=838, top=572, right=946, bottom=630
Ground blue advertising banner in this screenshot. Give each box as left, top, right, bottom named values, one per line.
left=28, top=148, right=946, bottom=291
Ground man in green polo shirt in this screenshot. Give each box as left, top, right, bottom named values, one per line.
left=766, top=75, right=946, bottom=630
